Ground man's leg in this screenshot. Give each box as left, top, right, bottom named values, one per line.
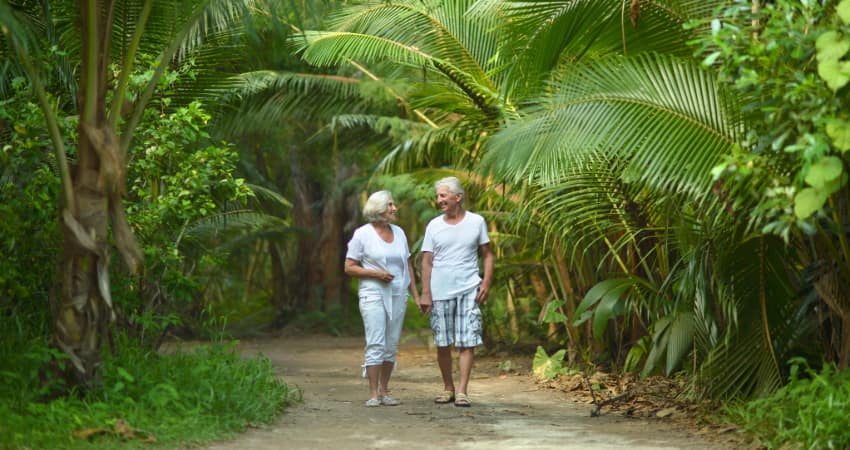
left=454, top=288, right=482, bottom=402
left=430, top=299, right=457, bottom=395
left=436, top=346, right=455, bottom=392
left=457, top=347, right=474, bottom=395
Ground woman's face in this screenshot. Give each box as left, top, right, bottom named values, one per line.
left=380, top=198, right=398, bottom=222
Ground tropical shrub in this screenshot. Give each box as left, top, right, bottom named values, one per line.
left=117, top=93, right=253, bottom=344
left=0, top=335, right=292, bottom=449
left=702, top=0, right=850, bottom=369
left=727, top=359, right=850, bottom=449
left=0, top=81, right=68, bottom=322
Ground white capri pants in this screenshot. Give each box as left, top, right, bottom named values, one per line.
left=359, top=294, right=408, bottom=372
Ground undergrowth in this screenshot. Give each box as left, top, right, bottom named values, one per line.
left=726, top=358, right=850, bottom=449
left=0, top=327, right=295, bottom=449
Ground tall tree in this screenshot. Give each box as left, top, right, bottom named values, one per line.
left=1, top=0, right=254, bottom=388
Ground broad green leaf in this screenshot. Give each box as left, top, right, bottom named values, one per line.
left=592, top=286, right=628, bottom=340
left=815, top=31, right=850, bottom=62
left=794, top=187, right=827, bottom=219
left=575, top=278, right=631, bottom=320
left=532, top=346, right=566, bottom=380
left=839, top=0, right=850, bottom=25
left=542, top=299, right=567, bottom=323
left=818, top=59, right=850, bottom=91
left=826, top=119, right=850, bottom=152
left=665, top=312, right=696, bottom=375
left=804, top=156, right=844, bottom=188
left=641, top=316, right=672, bottom=378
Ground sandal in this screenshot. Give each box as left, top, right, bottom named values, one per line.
left=381, top=394, right=400, bottom=406
left=434, top=390, right=455, bottom=404
left=454, top=393, right=471, bottom=407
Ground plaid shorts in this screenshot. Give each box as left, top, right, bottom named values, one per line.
left=430, top=288, right=483, bottom=348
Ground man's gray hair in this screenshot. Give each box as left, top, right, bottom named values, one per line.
left=362, top=190, right=393, bottom=223
left=434, top=176, right=465, bottom=199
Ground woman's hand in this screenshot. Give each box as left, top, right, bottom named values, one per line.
left=375, top=270, right=394, bottom=283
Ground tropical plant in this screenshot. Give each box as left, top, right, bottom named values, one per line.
left=0, top=0, right=257, bottom=388
left=704, top=0, right=850, bottom=370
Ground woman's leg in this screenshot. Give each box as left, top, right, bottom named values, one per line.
left=380, top=294, right=408, bottom=396
left=360, top=296, right=387, bottom=402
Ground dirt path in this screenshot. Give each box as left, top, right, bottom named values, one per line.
left=203, top=335, right=735, bottom=450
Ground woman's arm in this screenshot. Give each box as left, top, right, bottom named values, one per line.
left=345, top=258, right=394, bottom=283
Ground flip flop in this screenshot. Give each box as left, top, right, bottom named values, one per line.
left=454, top=393, right=471, bottom=407
left=434, top=390, right=455, bottom=404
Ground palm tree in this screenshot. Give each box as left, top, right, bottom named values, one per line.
left=1, top=0, right=256, bottom=388
left=294, top=0, right=812, bottom=399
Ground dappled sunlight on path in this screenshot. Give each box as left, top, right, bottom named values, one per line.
left=203, top=334, right=734, bottom=450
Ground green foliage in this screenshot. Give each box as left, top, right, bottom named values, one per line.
left=727, top=359, right=850, bottom=449
left=0, top=82, right=68, bottom=307
left=0, top=336, right=293, bottom=449
left=117, top=94, right=253, bottom=341
left=701, top=0, right=849, bottom=232
left=532, top=346, right=567, bottom=380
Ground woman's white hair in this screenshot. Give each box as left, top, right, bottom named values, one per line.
left=434, top=176, right=465, bottom=200
left=362, top=190, right=394, bottom=223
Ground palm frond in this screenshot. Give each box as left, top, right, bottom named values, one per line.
left=218, top=69, right=374, bottom=136
left=694, top=235, right=801, bottom=399
left=484, top=53, right=742, bottom=199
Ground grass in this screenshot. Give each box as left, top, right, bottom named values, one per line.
left=0, top=330, right=295, bottom=449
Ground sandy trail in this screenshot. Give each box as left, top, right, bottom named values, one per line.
left=202, top=334, right=733, bottom=450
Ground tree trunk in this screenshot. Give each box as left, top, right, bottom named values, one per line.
left=286, top=146, right=355, bottom=318
left=51, top=0, right=141, bottom=389
left=50, top=0, right=113, bottom=388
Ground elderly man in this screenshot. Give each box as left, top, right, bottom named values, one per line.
left=418, top=176, right=494, bottom=407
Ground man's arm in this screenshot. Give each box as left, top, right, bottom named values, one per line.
left=475, top=243, right=494, bottom=304
left=407, top=256, right=420, bottom=308
left=419, top=251, right=434, bottom=314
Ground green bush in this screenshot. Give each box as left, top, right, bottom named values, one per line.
left=0, top=336, right=294, bottom=449
left=727, top=359, right=850, bottom=449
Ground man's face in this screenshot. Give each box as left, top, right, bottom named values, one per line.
left=436, top=186, right=461, bottom=212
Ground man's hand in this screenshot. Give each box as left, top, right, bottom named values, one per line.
left=475, top=283, right=490, bottom=304
left=419, top=292, right=433, bottom=315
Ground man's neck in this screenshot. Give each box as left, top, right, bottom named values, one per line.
left=444, top=207, right=465, bottom=223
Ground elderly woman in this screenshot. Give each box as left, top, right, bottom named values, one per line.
left=345, top=190, right=419, bottom=407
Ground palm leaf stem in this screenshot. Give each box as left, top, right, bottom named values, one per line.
left=109, top=0, right=153, bottom=128
left=603, top=234, right=630, bottom=275
left=12, top=41, right=75, bottom=213
left=757, top=237, right=780, bottom=381
left=347, top=59, right=437, bottom=128
left=83, top=0, right=98, bottom=124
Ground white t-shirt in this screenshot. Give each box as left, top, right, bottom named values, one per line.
left=345, top=223, right=411, bottom=298
left=421, top=211, right=489, bottom=300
